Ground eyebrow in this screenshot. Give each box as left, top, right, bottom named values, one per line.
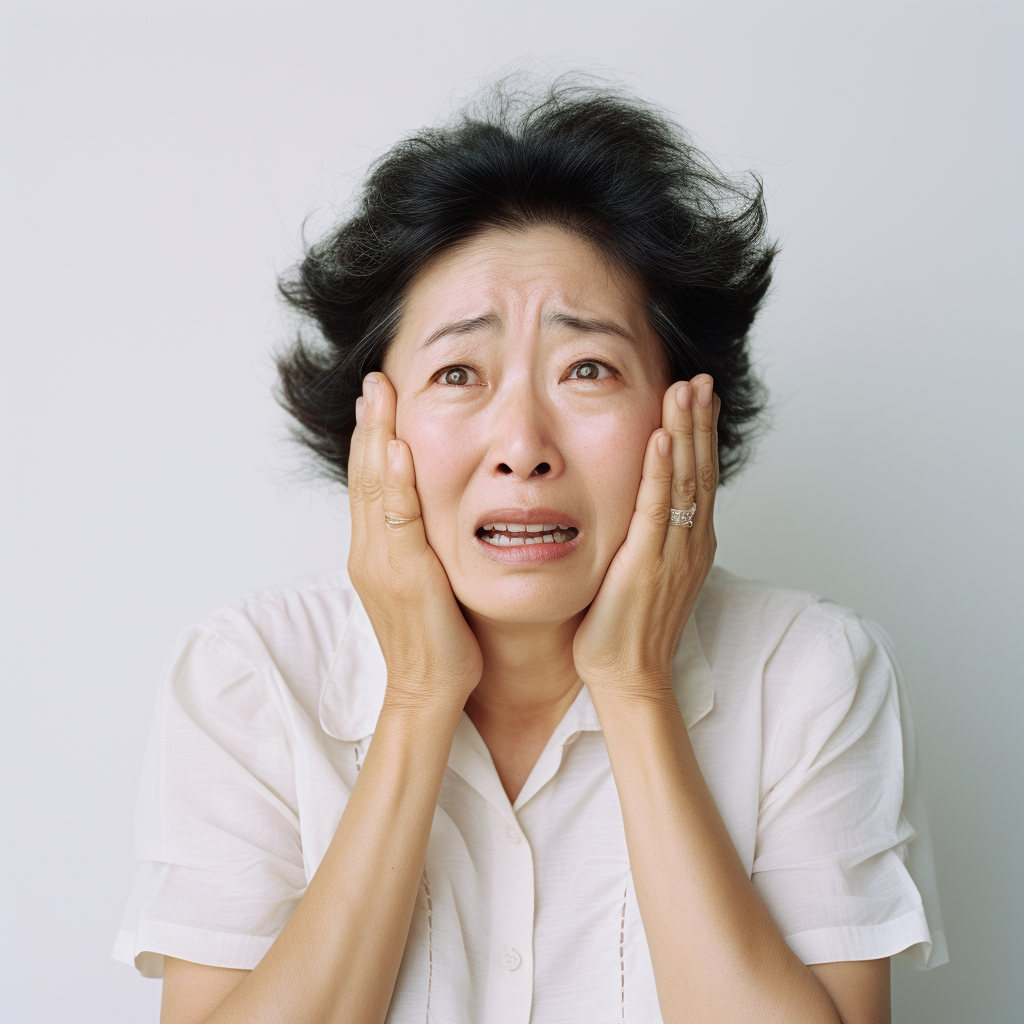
left=420, top=310, right=635, bottom=348
left=545, top=310, right=634, bottom=341
left=421, top=313, right=501, bottom=349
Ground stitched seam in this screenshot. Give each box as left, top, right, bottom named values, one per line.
left=620, top=885, right=627, bottom=1022
left=423, top=869, right=434, bottom=1020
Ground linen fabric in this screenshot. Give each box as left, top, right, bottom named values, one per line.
left=112, top=564, right=947, bottom=1022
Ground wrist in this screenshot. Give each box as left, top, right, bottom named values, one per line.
left=378, top=689, right=466, bottom=735
left=584, top=672, right=676, bottom=713
left=590, top=687, right=700, bottom=779
left=588, top=677, right=685, bottom=731
left=358, top=697, right=463, bottom=785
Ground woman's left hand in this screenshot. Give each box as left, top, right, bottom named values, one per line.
left=573, top=373, right=720, bottom=705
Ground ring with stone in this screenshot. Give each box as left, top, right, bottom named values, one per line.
left=669, top=504, right=696, bottom=527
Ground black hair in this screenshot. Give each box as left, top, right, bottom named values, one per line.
left=276, top=76, right=776, bottom=485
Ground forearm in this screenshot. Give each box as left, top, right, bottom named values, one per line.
left=203, top=697, right=462, bottom=1024
left=595, top=691, right=842, bottom=1024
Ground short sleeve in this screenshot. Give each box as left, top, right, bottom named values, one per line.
left=751, top=604, right=948, bottom=970
left=111, top=624, right=307, bottom=977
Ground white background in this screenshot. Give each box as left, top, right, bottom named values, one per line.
left=1, top=1, right=1020, bottom=1021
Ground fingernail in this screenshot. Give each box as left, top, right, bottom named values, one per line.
left=675, top=383, right=691, bottom=410
left=657, top=432, right=671, bottom=458
left=355, top=396, right=364, bottom=424
left=388, top=439, right=400, bottom=467
left=363, top=375, right=378, bottom=402
left=699, top=381, right=713, bottom=408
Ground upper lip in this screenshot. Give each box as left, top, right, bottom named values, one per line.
left=473, top=507, right=582, bottom=532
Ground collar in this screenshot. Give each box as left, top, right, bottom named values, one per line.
left=319, top=599, right=715, bottom=743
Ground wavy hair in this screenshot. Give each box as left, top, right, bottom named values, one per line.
left=276, top=77, right=776, bottom=485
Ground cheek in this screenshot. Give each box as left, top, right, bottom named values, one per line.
left=568, top=410, right=655, bottom=538
left=395, top=408, right=472, bottom=544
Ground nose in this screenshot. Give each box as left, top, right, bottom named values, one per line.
left=486, top=380, right=565, bottom=482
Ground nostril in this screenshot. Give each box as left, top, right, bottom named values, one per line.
left=496, top=462, right=549, bottom=476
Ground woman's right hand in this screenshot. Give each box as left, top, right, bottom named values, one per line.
left=347, top=372, right=483, bottom=716
left=164, top=371, right=480, bottom=1024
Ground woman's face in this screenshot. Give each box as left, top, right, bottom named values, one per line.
left=381, top=224, right=671, bottom=626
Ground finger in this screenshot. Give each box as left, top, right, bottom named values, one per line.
left=347, top=395, right=368, bottom=550
left=690, top=374, right=717, bottom=514
left=664, top=381, right=697, bottom=518
left=711, top=394, right=721, bottom=487
left=383, top=437, right=430, bottom=567
left=624, top=427, right=674, bottom=555
left=359, top=372, right=396, bottom=539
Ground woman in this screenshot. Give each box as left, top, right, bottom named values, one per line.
left=114, top=80, right=945, bottom=1023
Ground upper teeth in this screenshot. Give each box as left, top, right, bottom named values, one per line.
left=482, top=522, right=569, bottom=532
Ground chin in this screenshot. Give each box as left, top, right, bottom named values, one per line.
left=454, top=577, right=596, bottom=626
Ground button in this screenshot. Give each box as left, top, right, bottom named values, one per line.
left=506, top=827, right=521, bottom=844
left=501, top=946, right=522, bottom=971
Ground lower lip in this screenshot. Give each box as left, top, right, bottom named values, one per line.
left=473, top=531, right=582, bottom=563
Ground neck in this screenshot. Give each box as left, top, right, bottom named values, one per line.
left=462, top=609, right=585, bottom=731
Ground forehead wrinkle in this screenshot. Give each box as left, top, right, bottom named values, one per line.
left=420, top=311, right=502, bottom=350
left=406, top=233, right=654, bottom=359
left=418, top=307, right=639, bottom=360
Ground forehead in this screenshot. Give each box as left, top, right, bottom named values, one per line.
left=395, top=224, right=657, bottom=346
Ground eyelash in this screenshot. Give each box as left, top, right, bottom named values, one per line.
left=435, top=360, right=618, bottom=386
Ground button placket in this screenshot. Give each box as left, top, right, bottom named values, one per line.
left=484, top=807, right=534, bottom=1022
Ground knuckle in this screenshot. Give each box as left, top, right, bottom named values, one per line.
left=698, top=463, right=716, bottom=491
left=361, top=467, right=384, bottom=501
left=674, top=474, right=697, bottom=503
left=646, top=504, right=671, bottom=527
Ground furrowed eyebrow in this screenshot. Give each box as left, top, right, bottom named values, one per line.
left=418, top=309, right=635, bottom=349
left=421, top=313, right=501, bottom=348
left=544, top=310, right=634, bottom=341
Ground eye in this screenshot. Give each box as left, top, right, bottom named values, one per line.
left=439, top=365, right=474, bottom=386
left=568, top=360, right=614, bottom=381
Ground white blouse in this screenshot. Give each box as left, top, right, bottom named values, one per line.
left=113, top=564, right=947, bottom=1022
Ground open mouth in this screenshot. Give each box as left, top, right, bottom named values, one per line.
left=476, top=522, right=580, bottom=547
